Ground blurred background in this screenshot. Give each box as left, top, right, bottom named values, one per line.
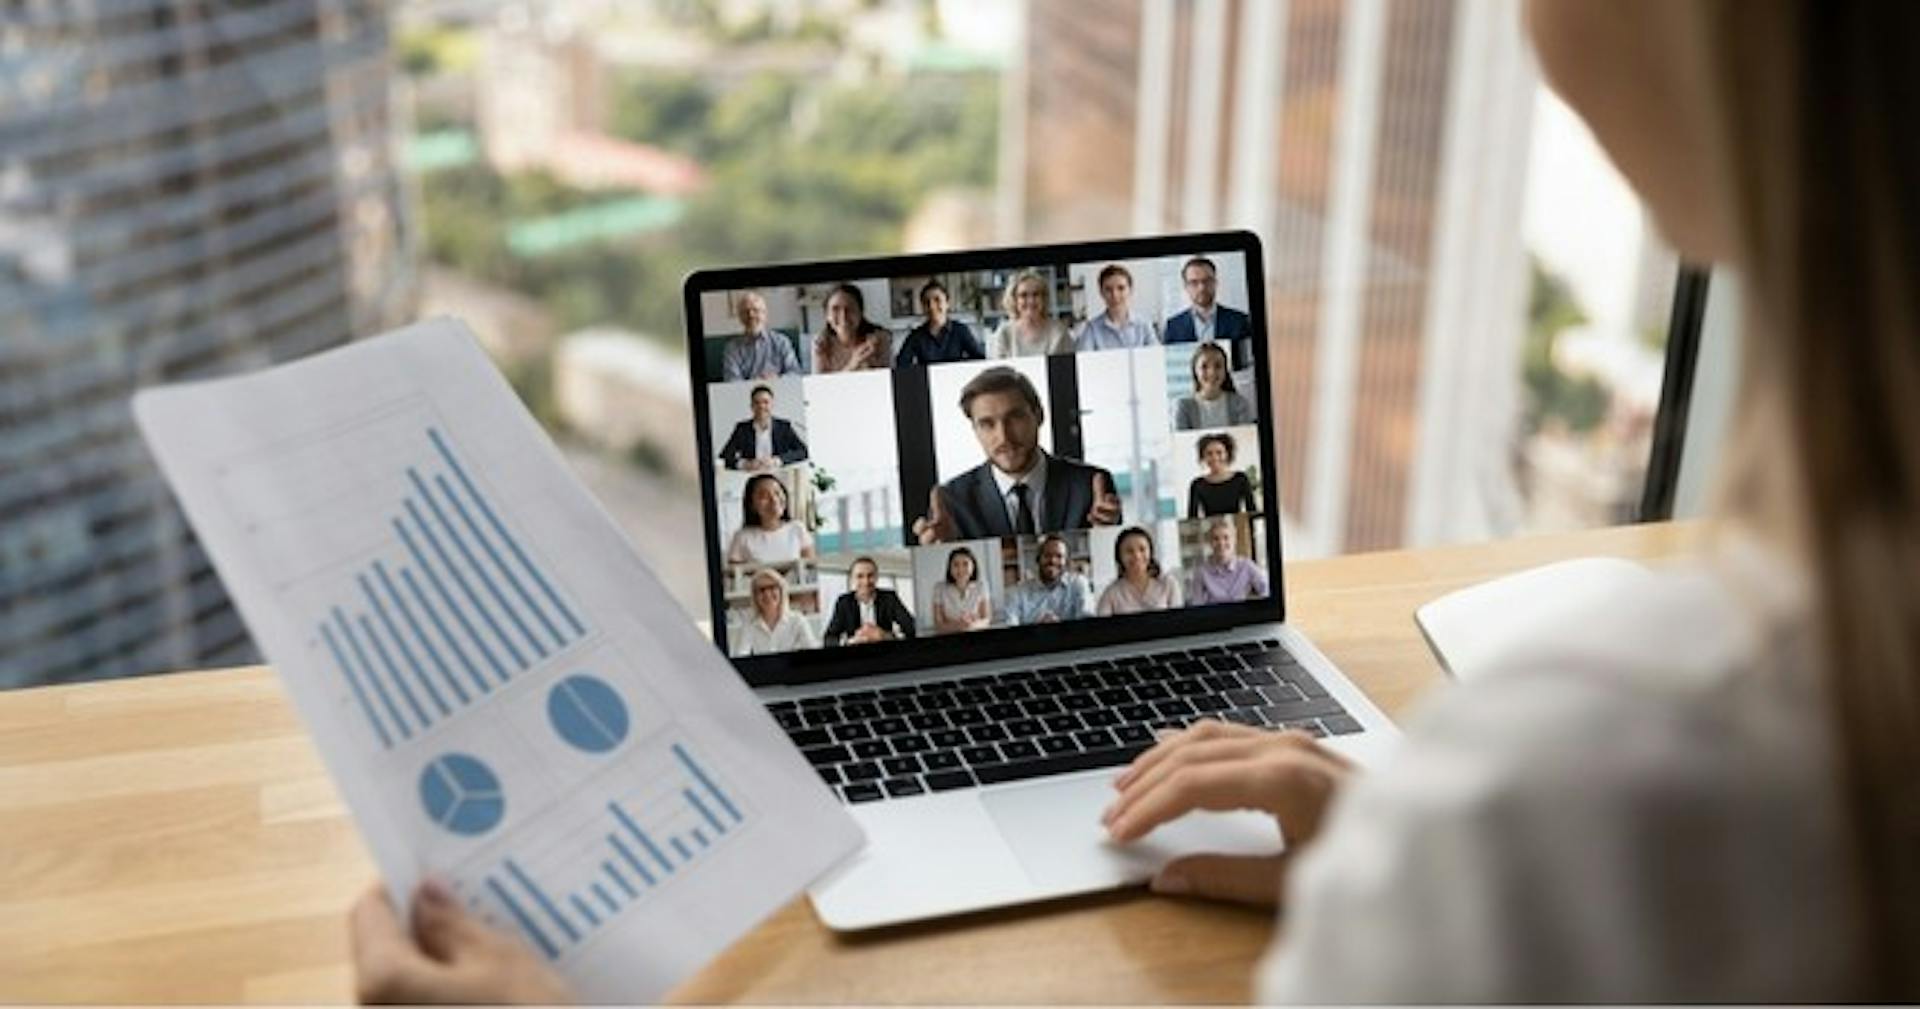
left=1, top=0, right=1680, bottom=688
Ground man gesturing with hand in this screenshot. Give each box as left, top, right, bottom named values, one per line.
left=912, top=366, right=1122, bottom=543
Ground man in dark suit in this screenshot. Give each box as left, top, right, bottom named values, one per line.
left=1163, top=256, right=1252, bottom=344
left=912, top=366, right=1123, bottom=543
left=824, top=556, right=917, bottom=645
left=719, top=384, right=808, bottom=471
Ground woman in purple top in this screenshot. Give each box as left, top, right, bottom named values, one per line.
left=1188, top=517, right=1269, bottom=604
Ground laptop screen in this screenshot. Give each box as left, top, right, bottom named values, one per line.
left=684, top=232, right=1285, bottom=687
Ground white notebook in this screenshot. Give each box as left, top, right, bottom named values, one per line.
left=1415, top=557, right=1657, bottom=681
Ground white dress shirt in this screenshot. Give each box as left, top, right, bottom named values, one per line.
left=752, top=421, right=772, bottom=461
left=1257, top=543, right=1862, bottom=1001
left=990, top=451, right=1048, bottom=532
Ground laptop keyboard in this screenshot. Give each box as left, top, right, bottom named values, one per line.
left=766, top=639, right=1363, bottom=805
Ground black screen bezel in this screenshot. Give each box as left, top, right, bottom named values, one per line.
left=682, top=230, right=1285, bottom=687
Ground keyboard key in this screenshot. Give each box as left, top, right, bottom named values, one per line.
left=873, top=717, right=909, bottom=736
left=844, top=762, right=883, bottom=782
left=1060, top=692, right=1097, bottom=711
left=1022, top=697, right=1063, bottom=716
left=878, top=685, right=918, bottom=698
left=879, top=697, right=919, bottom=715
left=1073, top=659, right=1115, bottom=672
left=893, top=734, right=932, bottom=753
left=1323, top=715, right=1364, bottom=735
left=769, top=699, right=799, bottom=712
left=1000, top=739, right=1041, bottom=760
left=1283, top=671, right=1331, bottom=699
left=840, top=689, right=878, bottom=702
left=803, top=745, right=851, bottom=766
left=1192, top=645, right=1230, bottom=657
left=1168, top=679, right=1207, bottom=697
left=1224, top=688, right=1265, bottom=708
left=842, top=702, right=880, bottom=721
left=924, top=770, right=976, bottom=792
left=800, top=694, right=838, bottom=708
left=948, top=707, right=987, bottom=727
left=1153, top=699, right=1197, bottom=719
left=1118, top=703, right=1156, bottom=722
left=1192, top=695, right=1230, bottom=713
left=1038, top=734, right=1079, bottom=756
left=985, top=702, right=1023, bottom=720
left=883, top=777, right=927, bottom=798
left=1203, top=673, right=1242, bottom=692
left=1259, top=682, right=1305, bottom=705
left=1172, top=659, right=1207, bottom=678
left=1238, top=668, right=1279, bottom=686
left=831, top=723, right=872, bottom=742
left=959, top=674, right=998, bottom=688
left=1222, top=709, right=1265, bottom=727
left=1137, top=665, right=1177, bottom=683
left=923, top=750, right=962, bottom=771
left=1082, top=709, right=1120, bottom=728
left=1044, top=713, right=1083, bottom=734
left=818, top=766, right=843, bottom=786
left=787, top=727, right=831, bottom=747
left=1095, top=688, right=1132, bottom=706
left=909, top=712, right=948, bottom=731
left=1065, top=673, right=1102, bottom=691
left=1280, top=719, right=1327, bottom=738
left=920, top=690, right=957, bottom=709
left=1258, top=696, right=1347, bottom=721
left=968, top=724, right=1009, bottom=743
left=1226, top=641, right=1265, bottom=654
left=803, top=708, right=841, bottom=727
left=954, top=687, right=992, bottom=705
left=1203, top=655, right=1245, bottom=674
left=1006, top=718, right=1044, bottom=738
left=843, top=783, right=884, bottom=803
left=1075, top=728, right=1116, bottom=749
left=883, top=756, right=924, bottom=776
left=972, top=745, right=1152, bottom=786
left=991, top=683, right=1031, bottom=702
left=1028, top=678, right=1068, bottom=696
left=1132, top=683, right=1171, bottom=701
left=1115, top=724, right=1154, bottom=745
left=930, top=729, right=969, bottom=748
left=775, top=710, right=802, bottom=730
left=961, top=745, right=1003, bottom=765
left=1100, top=668, right=1142, bottom=688
left=852, top=740, right=891, bottom=760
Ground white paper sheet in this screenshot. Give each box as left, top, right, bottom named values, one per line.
left=133, top=318, right=863, bottom=1002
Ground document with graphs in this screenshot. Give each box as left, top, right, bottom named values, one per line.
left=133, top=318, right=862, bottom=1001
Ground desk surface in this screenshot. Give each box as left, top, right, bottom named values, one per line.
left=0, top=522, right=1697, bottom=1003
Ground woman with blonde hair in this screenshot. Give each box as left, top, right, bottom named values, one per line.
left=735, top=567, right=818, bottom=656
left=988, top=269, right=1071, bottom=358
left=353, top=2, right=1920, bottom=1000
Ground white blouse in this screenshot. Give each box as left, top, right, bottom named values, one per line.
left=1257, top=545, right=1863, bottom=1001
left=932, top=580, right=989, bottom=629
left=734, top=611, right=818, bottom=655
left=727, top=521, right=812, bottom=565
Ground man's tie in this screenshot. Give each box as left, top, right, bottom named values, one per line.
left=1011, top=483, right=1037, bottom=535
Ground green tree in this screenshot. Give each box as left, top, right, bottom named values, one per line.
left=1524, top=258, right=1612, bottom=434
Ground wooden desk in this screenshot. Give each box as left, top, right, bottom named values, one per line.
left=0, top=522, right=1698, bottom=1004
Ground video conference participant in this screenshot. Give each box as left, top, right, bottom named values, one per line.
left=720, top=290, right=803, bottom=381
left=726, top=473, right=816, bottom=565
left=813, top=283, right=893, bottom=373
left=1096, top=526, right=1183, bottom=616
left=1187, top=517, right=1269, bottom=604
left=988, top=269, right=1071, bottom=358
left=1005, top=535, right=1089, bottom=625
left=1187, top=432, right=1256, bottom=517
left=1173, top=343, right=1257, bottom=430
left=823, top=556, right=917, bottom=645
left=912, top=366, right=1122, bottom=543
left=931, top=545, right=992, bottom=632
left=718, top=384, right=809, bottom=471
left=736, top=567, right=818, bottom=655
left=1163, top=256, right=1251, bottom=344
left=1074, top=264, right=1158, bottom=351
left=894, top=279, right=984, bottom=366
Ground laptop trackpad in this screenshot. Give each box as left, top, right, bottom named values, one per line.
left=979, top=772, right=1280, bottom=892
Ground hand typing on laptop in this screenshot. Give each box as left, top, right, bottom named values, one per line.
left=1104, top=720, right=1353, bottom=906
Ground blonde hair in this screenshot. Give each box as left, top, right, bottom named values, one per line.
left=1697, top=2, right=1920, bottom=995
left=1000, top=269, right=1052, bottom=318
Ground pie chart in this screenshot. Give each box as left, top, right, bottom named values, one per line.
left=547, top=674, right=629, bottom=754
left=419, top=753, right=505, bottom=836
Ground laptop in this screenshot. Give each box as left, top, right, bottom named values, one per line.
left=683, top=231, right=1399, bottom=930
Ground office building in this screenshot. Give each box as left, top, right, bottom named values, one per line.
left=1, top=0, right=414, bottom=686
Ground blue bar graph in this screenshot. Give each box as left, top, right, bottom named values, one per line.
left=477, top=742, right=750, bottom=961
left=315, top=428, right=588, bottom=748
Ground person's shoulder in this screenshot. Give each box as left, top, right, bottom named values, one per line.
left=943, top=461, right=992, bottom=490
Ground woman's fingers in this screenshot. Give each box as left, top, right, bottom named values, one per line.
left=1106, top=746, right=1346, bottom=844
left=1151, top=851, right=1294, bottom=908
left=350, top=883, right=449, bottom=1004
left=410, top=878, right=496, bottom=964
left=1113, top=718, right=1268, bottom=790
left=1103, top=734, right=1276, bottom=826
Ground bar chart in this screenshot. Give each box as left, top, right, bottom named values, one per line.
left=315, top=426, right=589, bottom=748
left=471, top=742, right=749, bottom=961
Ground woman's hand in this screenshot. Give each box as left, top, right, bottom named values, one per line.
left=1102, top=720, right=1354, bottom=907
left=350, top=879, right=573, bottom=1005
